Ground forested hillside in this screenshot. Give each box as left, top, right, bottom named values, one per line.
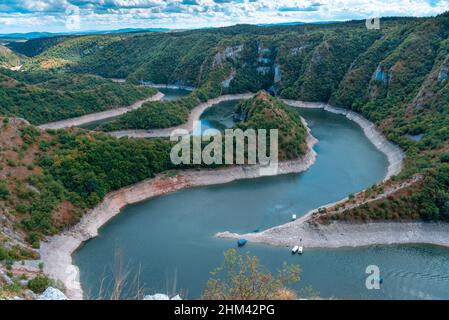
left=99, top=94, right=201, bottom=131
left=1, top=13, right=448, bottom=224
left=0, top=70, right=156, bottom=125
left=0, top=119, right=174, bottom=249
left=0, top=45, right=21, bottom=69
left=0, top=99, right=308, bottom=250
left=235, top=91, right=308, bottom=160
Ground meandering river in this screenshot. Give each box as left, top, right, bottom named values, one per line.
left=78, top=88, right=191, bottom=130
left=73, top=101, right=449, bottom=300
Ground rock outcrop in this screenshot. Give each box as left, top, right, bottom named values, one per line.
left=38, top=287, right=68, bottom=300
left=143, top=293, right=182, bottom=300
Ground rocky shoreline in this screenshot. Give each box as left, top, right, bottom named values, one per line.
left=217, top=221, right=449, bottom=249
left=108, top=78, right=196, bottom=91
left=217, top=100, right=412, bottom=249
left=282, top=100, right=405, bottom=180
left=38, top=94, right=412, bottom=300
left=39, top=114, right=317, bottom=300
left=38, top=92, right=165, bottom=130
left=142, top=83, right=195, bottom=91
left=109, top=93, right=255, bottom=138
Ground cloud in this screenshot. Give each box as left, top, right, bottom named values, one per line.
left=213, top=0, right=245, bottom=3
left=0, top=0, right=448, bottom=33
left=0, top=0, right=71, bottom=13
left=278, top=5, right=320, bottom=12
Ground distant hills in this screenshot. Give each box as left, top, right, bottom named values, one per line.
left=0, top=28, right=170, bottom=40
left=0, top=21, right=346, bottom=40
left=0, top=44, right=22, bottom=68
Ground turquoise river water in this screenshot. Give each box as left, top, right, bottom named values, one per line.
left=78, top=88, right=191, bottom=130
left=73, top=100, right=449, bottom=300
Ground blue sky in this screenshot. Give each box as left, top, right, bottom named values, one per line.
left=0, top=0, right=448, bottom=34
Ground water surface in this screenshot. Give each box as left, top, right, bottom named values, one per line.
left=200, top=99, right=240, bottom=131
left=78, top=88, right=191, bottom=130
left=158, top=88, right=191, bottom=101
left=74, top=106, right=449, bottom=300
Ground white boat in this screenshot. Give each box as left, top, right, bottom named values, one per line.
left=291, top=245, right=299, bottom=254
left=292, top=214, right=297, bottom=220
left=298, top=246, right=303, bottom=254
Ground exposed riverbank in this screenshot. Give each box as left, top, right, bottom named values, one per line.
left=217, top=221, right=449, bottom=249
left=108, top=93, right=255, bottom=138
left=39, top=116, right=317, bottom=299
left=282, top=100, right=405, bottom=180
left=142, top=83, right=195, bottom=91
left=38, top=92, right=165, bottom=130
left=109, top=78, right=196, bottom=91
left=39, top=94, right=409, bottom=300
left=217, top=100, right=414, bottom=249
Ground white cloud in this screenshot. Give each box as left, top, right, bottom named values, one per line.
left=0, top=0, right=448, bottom=33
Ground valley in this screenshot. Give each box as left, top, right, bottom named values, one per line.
left=0, top=13, right=448, bottom=300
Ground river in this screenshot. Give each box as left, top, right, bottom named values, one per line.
left=73, top=101, right=449, bottom=300
left=78, top=88, right=191, bottom=130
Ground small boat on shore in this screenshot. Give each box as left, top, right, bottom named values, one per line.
left=237, top=239, right=247, bottom=247
left=292, top=245, right=304, bottom=255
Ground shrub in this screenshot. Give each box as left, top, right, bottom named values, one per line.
left=28, top=275, right=51, bottom=294
left=440, top=152, right=449, bottom=163
left=0, top=182, right=9, bottom=200
left=202, top=249, right=301, bottom=300
left=25, top=232, right=40, bottom=249
left=15, top=203, right=29, bottom=214
left=0, top=246, right=8, bottom=261
left=6, top=159, right=16, bottom=167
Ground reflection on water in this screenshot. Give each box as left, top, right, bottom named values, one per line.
left=158, top=88, right=191, bottom=101
left=200, top=99, right=240, bottom=131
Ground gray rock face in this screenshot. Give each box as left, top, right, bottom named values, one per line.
left=213, top=45, right=244, bottom=66
left=19, top=279, right=28, bottom=286
left=221, top=71, right=235, bottom=88
left=143, top=293, right=170, bottom=300
left=143, top=293, right=183, bottom=300
left=38, top=287, right=68, bottom=300
left=0, top=269, right=13, bottom=285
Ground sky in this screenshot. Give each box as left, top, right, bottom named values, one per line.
left=0, top=0, right=448, bottom=34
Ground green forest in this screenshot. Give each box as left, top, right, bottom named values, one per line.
left=0, top=120, right=174, bottom=247
left=0, top=12, right=448, bottom=232
left=235, top=91, right=308, bottom=160
left=99, top=94, right=201, bottom=131
left=0, top=69, right=156, bottom=125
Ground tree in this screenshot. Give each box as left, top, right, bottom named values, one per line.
left=28, top=275, right=51, bottom=294
left=0, top=182, right=9, bottom=200
left=202, top=249, right=300, bottom=300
